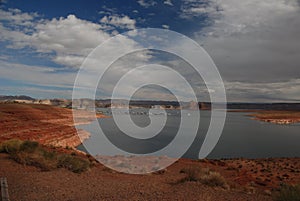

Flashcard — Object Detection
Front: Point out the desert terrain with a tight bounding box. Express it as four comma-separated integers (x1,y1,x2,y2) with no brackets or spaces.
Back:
0,103,299,200
0,103,106,148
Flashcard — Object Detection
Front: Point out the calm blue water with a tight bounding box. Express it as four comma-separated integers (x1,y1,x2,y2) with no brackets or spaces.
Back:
77,109,300,159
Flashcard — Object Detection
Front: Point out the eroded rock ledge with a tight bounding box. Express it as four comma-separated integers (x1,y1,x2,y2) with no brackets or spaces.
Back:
0,103,106,148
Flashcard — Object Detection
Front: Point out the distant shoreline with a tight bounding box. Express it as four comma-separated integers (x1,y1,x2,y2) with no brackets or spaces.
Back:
229,109,300,125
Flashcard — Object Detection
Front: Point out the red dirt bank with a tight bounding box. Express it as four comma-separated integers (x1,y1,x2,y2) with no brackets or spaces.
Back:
0,103,105,148
1,153,274,201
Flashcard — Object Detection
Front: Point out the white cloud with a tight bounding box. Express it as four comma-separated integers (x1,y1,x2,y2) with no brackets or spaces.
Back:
98,5,117,16
100,14,136,30
0,9,139,69
181,0,299,36
188,0,300,101
0,8,38,26
0,23,31,48
27,15,111,65
0,55,10,60
52,55,86,68
137,0,157,8
0,12,138,69
0,11,113,68
164,0,173,6
98,63,196,101
199,0,299,37
180,0,219,19
0,60,76,88
225,79,300,102
1,3,300,101
0,9,153,98
162,24,170,29
175,0,300,102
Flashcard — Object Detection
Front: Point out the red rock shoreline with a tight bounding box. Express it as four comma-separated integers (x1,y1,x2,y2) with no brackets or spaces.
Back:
229,109,300,125
0,103,106,148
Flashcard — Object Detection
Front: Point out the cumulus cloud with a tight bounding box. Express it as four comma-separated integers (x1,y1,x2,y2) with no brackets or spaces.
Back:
186,0,300,101
98,5,117,16
0,60,76,88
100,14,136,30
198,0,299,37
162,24,170,29
164,0,174,6
225,79,300,102
0,9,138,68
137,0,157,8
0,8,38,26
1,2,300,102
0,11,113,68
0,8,154,99
31,15,110,54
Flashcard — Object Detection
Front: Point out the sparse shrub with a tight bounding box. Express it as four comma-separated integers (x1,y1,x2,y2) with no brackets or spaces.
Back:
20,140,39,153
179,166,202,182
274,183,300,201
41,149,57,160
200,171,227,188
11,151,57,171
0,139,90,173
178,166,228,189
0,139,23,153
7,140,57,171
57,154,90,173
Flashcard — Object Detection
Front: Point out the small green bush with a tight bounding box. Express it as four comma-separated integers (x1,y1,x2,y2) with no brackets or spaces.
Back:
57,154,90,173
11,151,57,171
178,166,228,188
41,149,57,160
0,139,90,173
275,184,300,201
20,140,39,153
0,139,23,153
179,166,201,182
200,171,227,187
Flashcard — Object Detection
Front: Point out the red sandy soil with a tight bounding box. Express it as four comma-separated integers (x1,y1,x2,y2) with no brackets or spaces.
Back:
0,103,299,200
0,103,106,148
1,153,274,201
202,158,300,189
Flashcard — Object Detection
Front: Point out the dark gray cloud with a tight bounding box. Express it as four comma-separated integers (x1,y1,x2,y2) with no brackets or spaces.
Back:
190,0,300,101
203,12,300,83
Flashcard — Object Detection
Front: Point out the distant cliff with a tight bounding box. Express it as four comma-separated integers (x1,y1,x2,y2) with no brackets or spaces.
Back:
0,95,35,101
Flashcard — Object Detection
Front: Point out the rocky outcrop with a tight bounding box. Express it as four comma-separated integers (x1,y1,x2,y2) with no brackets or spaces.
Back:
257,118,299,125
47,129,90,148
248,111,300,125
0,103,105,148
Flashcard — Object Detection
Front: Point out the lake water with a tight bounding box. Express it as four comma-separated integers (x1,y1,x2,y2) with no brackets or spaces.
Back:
77,108,300,159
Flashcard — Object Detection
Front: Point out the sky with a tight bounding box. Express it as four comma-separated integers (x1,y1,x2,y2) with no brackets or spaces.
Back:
0,0,300,102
